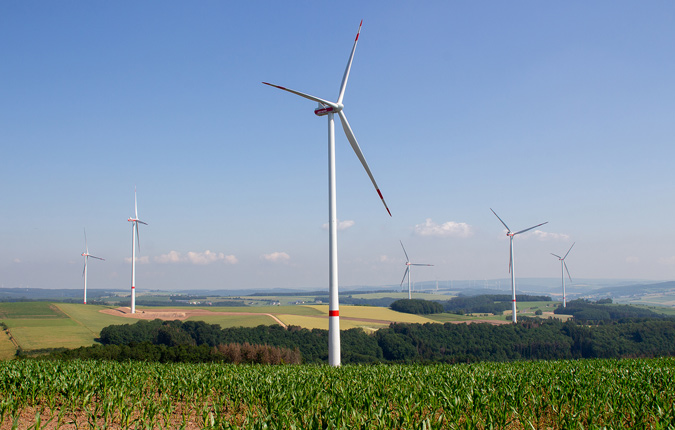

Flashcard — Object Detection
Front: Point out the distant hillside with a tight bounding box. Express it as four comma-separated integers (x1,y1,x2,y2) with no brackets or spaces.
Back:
592,281,675,298
0,288,123,301
2,277,670,303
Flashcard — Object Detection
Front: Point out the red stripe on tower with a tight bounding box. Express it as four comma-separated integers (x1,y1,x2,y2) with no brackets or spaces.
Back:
329,310,339,317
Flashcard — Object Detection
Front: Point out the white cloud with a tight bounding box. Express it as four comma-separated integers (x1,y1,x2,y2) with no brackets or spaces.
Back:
656,256,675,266
155,250,182,264
187,250,238,265
414,218,473,238
154,250,238,265
379,255,392,263
322,220,355,231
124,256,150,264
531,230,570,241
12,258,21,263
222,255,239,264
627,256,641,264
261,252,291,263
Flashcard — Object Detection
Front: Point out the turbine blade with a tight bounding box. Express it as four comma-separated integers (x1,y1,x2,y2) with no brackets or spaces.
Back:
90,255,105,261
513,221,548,236
490,208,511,232
136,220,148,226
400,240,410,263
551,253,562,259
84,228,88,254
134,187,138,220
262,82,338,109
400,267,409,287
82,260,86,277
136,223,141,253
564,261,572,282
410,263,433,266
338,110,391,216
563,242,575,260
337,20,362,105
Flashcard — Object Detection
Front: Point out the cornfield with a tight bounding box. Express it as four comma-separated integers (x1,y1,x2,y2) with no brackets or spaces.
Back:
0,357,673,429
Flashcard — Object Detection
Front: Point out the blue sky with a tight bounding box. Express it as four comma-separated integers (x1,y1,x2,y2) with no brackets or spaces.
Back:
1,2,674,292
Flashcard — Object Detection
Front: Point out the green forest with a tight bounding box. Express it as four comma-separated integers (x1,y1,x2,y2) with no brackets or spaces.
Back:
440,294,551,314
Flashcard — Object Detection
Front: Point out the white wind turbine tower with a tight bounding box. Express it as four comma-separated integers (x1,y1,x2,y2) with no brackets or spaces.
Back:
81,229,104,305
399,241,433,300
490,208,547,323
264,21,391,367
551,242,575,308
128,188,147,314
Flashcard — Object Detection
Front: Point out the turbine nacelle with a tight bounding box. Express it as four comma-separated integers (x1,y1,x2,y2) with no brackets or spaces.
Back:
314,102,343,116
314,106,334,116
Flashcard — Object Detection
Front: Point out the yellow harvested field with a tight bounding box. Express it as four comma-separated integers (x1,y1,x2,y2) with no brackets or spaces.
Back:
206,305,323,316
185,314,279,328
54,303,139,334
276,314,390,331
0,330,16,360
302,305,435,324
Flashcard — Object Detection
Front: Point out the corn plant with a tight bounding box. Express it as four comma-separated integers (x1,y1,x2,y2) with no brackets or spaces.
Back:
0,358,674,429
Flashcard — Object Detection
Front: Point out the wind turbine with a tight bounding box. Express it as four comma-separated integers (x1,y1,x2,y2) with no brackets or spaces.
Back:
81,229,104,305
128,188,147,314
490,208,547,323
399,241,433,300
551,242,574,308
263,21,390,367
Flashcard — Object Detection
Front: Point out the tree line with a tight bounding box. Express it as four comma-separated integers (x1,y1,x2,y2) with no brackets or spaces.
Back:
37,316,675,364
440,294,551,315
390,299,444,314
554,299,662,320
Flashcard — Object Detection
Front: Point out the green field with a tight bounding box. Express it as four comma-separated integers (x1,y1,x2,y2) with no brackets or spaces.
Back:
615,291,675,308
184,314,279,327
426,313,489,323
0,303,114,352
0,302,441,356
617,299,675,315
0,302,67,319
0,299,574,357
0,357,672,429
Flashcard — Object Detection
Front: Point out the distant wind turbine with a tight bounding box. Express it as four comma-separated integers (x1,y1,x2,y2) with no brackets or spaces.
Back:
263,21,390,367
551,242,575,308
490,208,548,323
128,188,147,314
81,229,104,305
399,241,433,300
